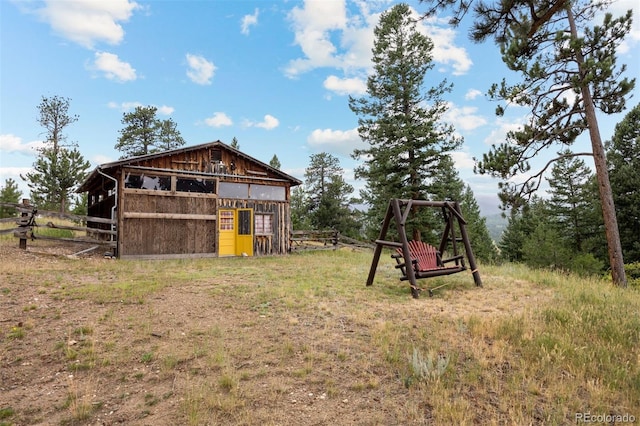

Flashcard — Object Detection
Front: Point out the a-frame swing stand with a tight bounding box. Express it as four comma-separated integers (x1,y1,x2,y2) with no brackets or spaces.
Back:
366,199,482,298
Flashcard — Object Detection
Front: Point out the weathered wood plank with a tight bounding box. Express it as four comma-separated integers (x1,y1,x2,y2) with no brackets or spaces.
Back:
123,212,217,220
45,222,116,236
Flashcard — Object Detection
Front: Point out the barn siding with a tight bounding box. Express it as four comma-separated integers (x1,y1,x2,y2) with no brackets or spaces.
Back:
120,191,218,257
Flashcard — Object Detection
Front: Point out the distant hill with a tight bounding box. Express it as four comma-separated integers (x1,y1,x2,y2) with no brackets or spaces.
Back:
484,213,508,242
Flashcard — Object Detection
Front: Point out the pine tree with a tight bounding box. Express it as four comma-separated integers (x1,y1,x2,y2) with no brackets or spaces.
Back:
156,118,186,151
290,186,311,231
230,137,240,150
499,198,548,262
460,185,499,263
349,3,461,240
0,178,22,218
269,154,281,170
606,103,640,262
21,96,90,213
115,106,185,158
430,156,497,262
303,153,357,235
423,0,634,286
546,150,595,252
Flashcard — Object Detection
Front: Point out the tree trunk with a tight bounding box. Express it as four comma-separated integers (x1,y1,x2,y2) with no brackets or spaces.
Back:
567,8,627,287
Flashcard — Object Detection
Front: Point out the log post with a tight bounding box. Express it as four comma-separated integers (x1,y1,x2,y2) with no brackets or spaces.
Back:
19,199,30,250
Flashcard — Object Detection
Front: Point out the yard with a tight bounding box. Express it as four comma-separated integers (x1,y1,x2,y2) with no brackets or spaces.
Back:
1,240,639,425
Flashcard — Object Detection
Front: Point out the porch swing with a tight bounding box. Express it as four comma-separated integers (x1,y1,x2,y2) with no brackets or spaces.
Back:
365,199,482,298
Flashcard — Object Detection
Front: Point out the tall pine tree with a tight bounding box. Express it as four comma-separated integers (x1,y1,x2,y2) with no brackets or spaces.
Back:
115,106,185,158
422,0,635,285
606,103,640,262
21,96,90,213
303,153,358,236
349,3,461,240
546,150,595,252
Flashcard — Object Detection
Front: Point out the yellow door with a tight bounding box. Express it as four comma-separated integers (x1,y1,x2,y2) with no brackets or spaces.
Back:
218,209,254,257
219,209,236,256
236,209,254,256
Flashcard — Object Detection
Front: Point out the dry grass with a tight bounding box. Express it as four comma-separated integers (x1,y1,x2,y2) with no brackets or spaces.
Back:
1,239,639,425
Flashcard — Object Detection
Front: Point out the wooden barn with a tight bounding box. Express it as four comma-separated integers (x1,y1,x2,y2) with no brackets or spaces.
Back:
77,141,302,259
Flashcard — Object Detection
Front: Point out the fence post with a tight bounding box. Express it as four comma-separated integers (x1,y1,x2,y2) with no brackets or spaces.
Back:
19,199,31,250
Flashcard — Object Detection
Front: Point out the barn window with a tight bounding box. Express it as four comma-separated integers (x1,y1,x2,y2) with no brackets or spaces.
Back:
219,182,249,199
250,185,286,201
124,173,170,191
255,214,273,235
219,210,234,230
176,177,216,193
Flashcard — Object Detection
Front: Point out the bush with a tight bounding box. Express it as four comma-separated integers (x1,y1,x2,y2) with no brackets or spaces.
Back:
570,252,605,277
625,262,640,288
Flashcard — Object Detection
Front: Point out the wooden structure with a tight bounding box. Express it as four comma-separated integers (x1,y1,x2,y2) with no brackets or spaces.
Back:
366,199,482,298
2,200,117,256
77,141,301,259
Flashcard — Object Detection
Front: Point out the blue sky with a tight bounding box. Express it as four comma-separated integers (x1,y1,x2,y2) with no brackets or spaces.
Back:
1,0,639,215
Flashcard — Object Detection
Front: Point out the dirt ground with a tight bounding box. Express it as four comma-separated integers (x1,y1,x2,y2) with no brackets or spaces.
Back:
0,242,553,426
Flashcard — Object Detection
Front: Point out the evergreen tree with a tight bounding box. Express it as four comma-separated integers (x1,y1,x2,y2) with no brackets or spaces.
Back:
422,0,635,286
546,150,595,252
71,192,88,217
430,156,497,262
499,197,548,262
460,185,499,263
522,221,572,270
269,154,281,170
0,178,22,218
290,186,311,231
21,96,90,213
156,118,186,151
303,153,357,236
606,103,640,263
115,106,185,158
349,3,461,240
230,137,240,150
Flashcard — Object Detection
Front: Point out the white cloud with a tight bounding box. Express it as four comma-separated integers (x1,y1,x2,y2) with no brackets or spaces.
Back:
285,2,472,78
419,16,473,75
245,114,280,130
92,154,114,165
323,75,367,95
465,89,483,100
35,0,140,49
204,112,233,127
443,104,488,132
0,134,44,155
450,150,475,170
241,8,259,35
107,101,142,111
285,0,348,77
483,119,524,146
307,127,365,157
156,105,174,115
107,102,174,115
92,51,136,82
186,54,216,85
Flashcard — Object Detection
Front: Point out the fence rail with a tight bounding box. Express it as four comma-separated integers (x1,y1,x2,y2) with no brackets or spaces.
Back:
289,229,374,251
1,201,116,252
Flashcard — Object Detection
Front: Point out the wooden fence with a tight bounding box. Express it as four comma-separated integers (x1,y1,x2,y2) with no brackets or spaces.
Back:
0,200,116,255
289,229,374,252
